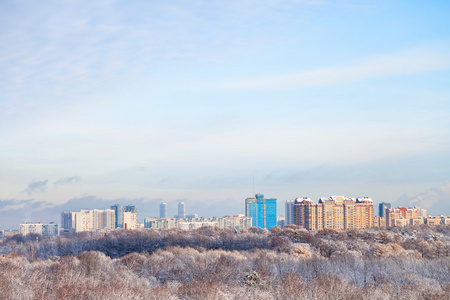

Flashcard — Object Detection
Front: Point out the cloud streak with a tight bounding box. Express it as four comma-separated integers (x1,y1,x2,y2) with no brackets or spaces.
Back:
408,183,450,213
24,180,48,195
218,47,450,91
54,176,82,187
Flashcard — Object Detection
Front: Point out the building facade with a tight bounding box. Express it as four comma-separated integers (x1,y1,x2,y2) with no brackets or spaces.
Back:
110,204,137,228
285,199,295,226
218,215,253,230
245,194,277,229
110,204,124,228
386,207,419,227
61,211,75,230
177,202,186,218
123,211,137,229
425,217,442,226
144,215,252,230
63,209,116,232
293,196,374,230
378,202,391,218
20,222,59,236
160,203,167,218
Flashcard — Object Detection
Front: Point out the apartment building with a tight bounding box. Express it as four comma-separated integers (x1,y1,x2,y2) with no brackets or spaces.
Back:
19,222,59,236
386,207,419,227
144,215,252,231
62,209,116,232
292,196,374,230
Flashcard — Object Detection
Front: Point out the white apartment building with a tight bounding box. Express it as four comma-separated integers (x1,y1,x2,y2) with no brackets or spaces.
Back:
218,215,253,230
145,215,252,231
123,211,137,229
64,209,116,232
20,222,59,236
178,220,218,230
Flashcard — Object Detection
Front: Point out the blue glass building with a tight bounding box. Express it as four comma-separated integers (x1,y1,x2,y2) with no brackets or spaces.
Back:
111,204,138,228
245,194,277,229
111,204,123,228
378,202,391,218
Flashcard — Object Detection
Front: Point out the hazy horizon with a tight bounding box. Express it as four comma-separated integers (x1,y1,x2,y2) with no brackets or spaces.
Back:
1,0,450,229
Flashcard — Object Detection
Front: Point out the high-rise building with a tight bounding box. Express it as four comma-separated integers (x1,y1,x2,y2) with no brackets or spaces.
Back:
61,211,75,230
245,194,277,229
110,205,137,228
111,204,124,228
178,202,186,218
124,205,137,214
285,199,295,226
293,196,374,230
160,203,167,218
123,211,137,229
64,209,116,232
378,202,391,218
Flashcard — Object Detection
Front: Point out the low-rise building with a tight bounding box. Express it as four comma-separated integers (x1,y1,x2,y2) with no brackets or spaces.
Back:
218,215,252,230
386,207,419,227
144,215,252,230
410,218,424,226
394,218,409,227
0,230,20,237
441,217,450,225
277,216,285,228
373,216,386,227
19,222,59,236
426,217,442,226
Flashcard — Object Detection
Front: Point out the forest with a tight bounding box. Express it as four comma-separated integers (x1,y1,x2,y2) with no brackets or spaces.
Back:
0,225,449,299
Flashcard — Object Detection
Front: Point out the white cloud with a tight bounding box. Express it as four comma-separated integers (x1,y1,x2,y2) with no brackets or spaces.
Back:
216,46,450,91
396,183,450,215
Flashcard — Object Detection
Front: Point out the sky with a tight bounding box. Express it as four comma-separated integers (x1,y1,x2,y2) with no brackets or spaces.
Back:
1,0,450,229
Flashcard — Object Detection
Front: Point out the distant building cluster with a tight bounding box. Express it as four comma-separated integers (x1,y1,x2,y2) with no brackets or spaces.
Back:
61,205,137,233
285,197,450,230
4,193,450,237
377,205,432,227
144,215,252,231
285,196,373,230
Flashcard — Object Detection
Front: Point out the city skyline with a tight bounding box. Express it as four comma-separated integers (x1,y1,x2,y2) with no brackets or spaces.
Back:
0,194,434,230
1,1,450,229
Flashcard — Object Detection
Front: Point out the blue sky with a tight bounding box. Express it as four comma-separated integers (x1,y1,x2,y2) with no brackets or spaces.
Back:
1,0,450,228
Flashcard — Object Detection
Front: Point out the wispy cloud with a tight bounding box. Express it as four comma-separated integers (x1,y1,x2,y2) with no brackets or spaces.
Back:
395,183,450,215
217,47,450,91
0,199,33,212
24,180,48,195
54,176,82,187
408,183,450,212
